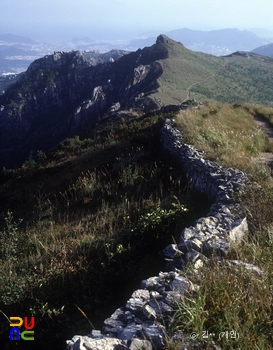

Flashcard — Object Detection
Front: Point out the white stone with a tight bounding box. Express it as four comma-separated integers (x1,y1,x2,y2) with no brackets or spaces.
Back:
229,217,248,243
129,338,152,350
66,336,123,350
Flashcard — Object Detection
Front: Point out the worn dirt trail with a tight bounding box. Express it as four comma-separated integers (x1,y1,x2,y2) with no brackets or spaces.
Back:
253,118,273,170
182,62,230,102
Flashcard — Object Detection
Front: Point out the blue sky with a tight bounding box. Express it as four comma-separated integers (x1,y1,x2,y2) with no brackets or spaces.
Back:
1,0,273,41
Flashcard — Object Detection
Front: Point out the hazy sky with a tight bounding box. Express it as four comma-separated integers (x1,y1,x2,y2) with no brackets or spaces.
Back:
1,0,273,41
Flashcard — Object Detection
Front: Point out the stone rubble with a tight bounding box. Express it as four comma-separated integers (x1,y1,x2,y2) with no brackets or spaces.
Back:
67,271,197,350
66,118,262,350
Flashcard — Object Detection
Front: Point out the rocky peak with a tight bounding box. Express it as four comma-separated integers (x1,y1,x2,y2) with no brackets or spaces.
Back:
0,39,167,168
27,50,87,74
156,34,171,45
155,34,185,49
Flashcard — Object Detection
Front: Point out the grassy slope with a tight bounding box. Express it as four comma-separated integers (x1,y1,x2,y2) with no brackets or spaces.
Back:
151,40,224,104
175,100,273,168
146,38,273,107
169,101,273,349
191,54,273,106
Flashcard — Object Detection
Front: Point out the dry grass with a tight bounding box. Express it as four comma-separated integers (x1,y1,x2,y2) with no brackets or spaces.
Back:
175,101,269,169
169,101,273,349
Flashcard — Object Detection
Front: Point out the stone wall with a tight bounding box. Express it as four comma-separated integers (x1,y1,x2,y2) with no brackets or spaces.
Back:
66,119,253,350
160,119,249,271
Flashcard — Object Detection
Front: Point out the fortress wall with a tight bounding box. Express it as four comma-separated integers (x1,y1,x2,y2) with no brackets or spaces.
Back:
66,119,251,350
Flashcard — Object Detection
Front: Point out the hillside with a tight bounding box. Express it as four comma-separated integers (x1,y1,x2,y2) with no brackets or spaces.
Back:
1,100,273,350
1,34,273,169
252,42,273,58
190,52,273,106
0,110,209,350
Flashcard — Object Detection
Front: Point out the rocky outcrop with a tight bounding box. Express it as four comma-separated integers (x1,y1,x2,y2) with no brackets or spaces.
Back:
0,40,166,168
66,119,255,350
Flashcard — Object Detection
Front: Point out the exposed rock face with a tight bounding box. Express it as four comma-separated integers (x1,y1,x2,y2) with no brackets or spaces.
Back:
0,39,167,168
66,119,258,350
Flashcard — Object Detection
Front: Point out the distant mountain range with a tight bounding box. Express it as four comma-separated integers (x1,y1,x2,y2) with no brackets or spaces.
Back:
0,28,272,76
0,33,37,45
0,34,52,75
131,28,269,55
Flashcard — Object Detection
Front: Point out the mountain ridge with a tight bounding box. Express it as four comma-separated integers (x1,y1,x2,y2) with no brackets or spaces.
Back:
0,36,168,168
0,35,273,350
1,34,273,169
129,28,269,55
1,28,271,76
